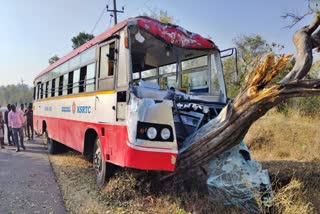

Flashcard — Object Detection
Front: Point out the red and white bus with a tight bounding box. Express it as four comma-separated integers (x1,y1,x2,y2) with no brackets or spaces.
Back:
33,16,228,186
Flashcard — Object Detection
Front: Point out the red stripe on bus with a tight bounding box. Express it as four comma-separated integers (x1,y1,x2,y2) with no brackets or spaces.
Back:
34,115,176,171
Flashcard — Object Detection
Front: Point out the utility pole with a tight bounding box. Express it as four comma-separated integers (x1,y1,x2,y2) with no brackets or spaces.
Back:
106,0,124,25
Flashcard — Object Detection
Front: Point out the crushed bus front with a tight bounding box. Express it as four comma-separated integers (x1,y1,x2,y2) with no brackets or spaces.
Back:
124,17,227,171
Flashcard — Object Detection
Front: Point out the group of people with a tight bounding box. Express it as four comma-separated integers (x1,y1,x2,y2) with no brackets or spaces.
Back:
0,103,34,152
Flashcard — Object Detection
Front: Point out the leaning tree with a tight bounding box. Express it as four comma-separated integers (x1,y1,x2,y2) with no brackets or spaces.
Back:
168,14,320,178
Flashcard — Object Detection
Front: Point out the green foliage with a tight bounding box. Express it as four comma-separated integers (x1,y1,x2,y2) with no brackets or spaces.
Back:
222,57,241,97
307,60,320,79
222,34,283,98
0,83,33,106
234,34,283,77
276,96,320,117
276,59,320,117
142,9,175,24
71,32,94,49
48,55,60,65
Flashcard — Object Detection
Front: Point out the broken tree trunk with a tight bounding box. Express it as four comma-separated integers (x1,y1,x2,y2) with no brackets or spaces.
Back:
171,15,320,178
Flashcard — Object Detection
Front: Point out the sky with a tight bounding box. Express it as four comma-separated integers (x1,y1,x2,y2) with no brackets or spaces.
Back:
0,0,314,86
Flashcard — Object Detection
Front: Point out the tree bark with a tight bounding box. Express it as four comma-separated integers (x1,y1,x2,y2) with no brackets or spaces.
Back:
168,15,320,179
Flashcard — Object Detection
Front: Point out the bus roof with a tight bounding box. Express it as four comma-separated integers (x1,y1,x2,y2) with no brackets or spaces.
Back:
35,16,217,81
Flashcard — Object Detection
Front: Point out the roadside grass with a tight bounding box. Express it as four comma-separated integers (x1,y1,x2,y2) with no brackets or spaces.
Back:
245,110,320,213
50,153,242,213
245,110,320,161
49,110,320,213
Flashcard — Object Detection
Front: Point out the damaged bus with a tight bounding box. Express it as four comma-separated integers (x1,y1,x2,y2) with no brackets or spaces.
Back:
33,17,229,187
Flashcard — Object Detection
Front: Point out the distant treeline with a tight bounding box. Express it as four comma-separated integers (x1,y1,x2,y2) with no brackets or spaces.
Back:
0,84,33,107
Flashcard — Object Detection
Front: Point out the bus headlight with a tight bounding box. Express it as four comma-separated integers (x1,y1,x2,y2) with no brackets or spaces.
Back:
146,127,157,140
161,128,171,140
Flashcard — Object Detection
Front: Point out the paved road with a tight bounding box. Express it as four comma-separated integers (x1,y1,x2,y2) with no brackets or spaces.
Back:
0,137,66,214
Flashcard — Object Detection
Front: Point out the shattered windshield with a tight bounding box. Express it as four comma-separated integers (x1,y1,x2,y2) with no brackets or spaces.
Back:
130,27,224,96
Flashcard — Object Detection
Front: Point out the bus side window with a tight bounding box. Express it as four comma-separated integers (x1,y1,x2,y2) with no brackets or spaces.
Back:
86,63,95,92
37,84,40,99
55,77,59,97
63,73,68,95
59,76,63,96
79,66,87,93
33,87,36,100
40,83,44,99
73,69,80,94
51,79,55,97
45,81,49,98
68,71,74,94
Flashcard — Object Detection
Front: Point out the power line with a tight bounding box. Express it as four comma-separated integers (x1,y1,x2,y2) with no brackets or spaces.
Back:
90,6,107,34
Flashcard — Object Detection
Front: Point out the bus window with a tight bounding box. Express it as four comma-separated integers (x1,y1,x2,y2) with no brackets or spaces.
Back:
80,46,95,64
37,84,40,99
181,56,207,70
182,70,209,93
73,69,80,94
79,66,87,93
40,84,44,99
45,81,49,98
55,77,59,97
133,72,140,80
63,73,68,95
159,64,176,75
86,63,95,92
159,64,177,89
117,32,128,88
59,76,63,96
159,76,177,89
51,79,55,97
47,81,52,98
108,42,115,76
68,71,74,94
33,87,36,100
98,41,115,90
99,42,115,78
141,68,156,79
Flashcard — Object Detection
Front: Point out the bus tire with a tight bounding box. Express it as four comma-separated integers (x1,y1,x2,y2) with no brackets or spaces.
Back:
45,131,58,154
93,137,107,188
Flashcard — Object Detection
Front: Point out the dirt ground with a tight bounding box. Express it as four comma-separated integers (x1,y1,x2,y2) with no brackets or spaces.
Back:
48,150,320,214
48,113,320,213
0,138,66,214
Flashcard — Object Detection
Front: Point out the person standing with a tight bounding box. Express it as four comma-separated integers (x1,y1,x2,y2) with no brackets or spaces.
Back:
25,104,34,140
20,103,27,137
0,113,5,149
8,104,25,152
4,104,13,145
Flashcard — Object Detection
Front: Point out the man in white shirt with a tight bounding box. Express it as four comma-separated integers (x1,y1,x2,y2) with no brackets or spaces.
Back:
8,104,25,152
20,103,27,137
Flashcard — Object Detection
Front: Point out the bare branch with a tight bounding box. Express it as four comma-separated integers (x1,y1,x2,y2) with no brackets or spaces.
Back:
282,0,319,29
280,16,320,83
282,11,313,29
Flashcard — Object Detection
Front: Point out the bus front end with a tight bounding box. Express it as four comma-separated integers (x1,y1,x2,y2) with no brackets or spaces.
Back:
124,17,227,172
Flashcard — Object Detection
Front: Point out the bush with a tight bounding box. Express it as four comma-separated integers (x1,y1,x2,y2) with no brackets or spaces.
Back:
276,96,320,117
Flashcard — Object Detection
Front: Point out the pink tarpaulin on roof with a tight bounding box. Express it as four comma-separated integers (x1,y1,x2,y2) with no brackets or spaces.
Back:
131,16,218,50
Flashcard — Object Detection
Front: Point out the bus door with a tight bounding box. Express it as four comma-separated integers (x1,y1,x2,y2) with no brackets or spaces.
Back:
115,31,129,121
96,40,118,155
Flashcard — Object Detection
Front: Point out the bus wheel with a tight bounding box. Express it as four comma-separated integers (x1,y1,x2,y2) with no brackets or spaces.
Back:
45,131,58,154
93,138,107,188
